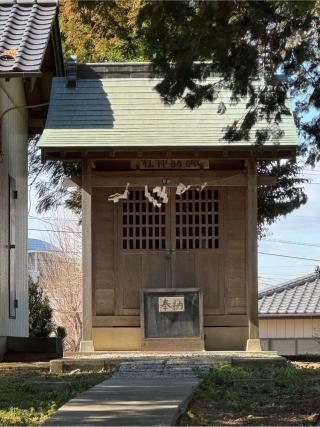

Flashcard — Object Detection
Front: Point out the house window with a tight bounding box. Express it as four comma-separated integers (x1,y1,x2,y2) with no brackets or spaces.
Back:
8,176,17,319
175,188,219,250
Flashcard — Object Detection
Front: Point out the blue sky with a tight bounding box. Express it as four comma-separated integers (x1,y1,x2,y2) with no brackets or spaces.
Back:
259,170,320,289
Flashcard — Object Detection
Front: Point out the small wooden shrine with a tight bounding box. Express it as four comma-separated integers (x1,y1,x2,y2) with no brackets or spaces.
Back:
38,62,298,352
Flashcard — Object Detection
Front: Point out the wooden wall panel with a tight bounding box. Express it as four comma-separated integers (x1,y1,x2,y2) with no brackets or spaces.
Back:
95,289,115,315
141,255,168,289
122,255,142,310
196,253,224,314
92,188,116,316
223,187,247,314
174,253,195,288
118,253,169,314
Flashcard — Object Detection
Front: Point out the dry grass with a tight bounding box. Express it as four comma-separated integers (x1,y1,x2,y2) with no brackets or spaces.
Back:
0,367,114,426
179,362,320,426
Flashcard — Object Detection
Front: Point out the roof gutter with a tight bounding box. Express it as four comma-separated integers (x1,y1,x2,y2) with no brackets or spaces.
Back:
51,14,65,77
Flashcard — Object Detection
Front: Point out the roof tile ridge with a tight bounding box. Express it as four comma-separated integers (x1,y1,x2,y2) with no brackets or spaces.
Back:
258,272,318,299
12,1,36,70
258,294,269,313
313,276,320,312
294,281,309,313
0,1,18,51
13,0,57,71
267,290,282,314
279,286,295,314
306,279,319,312
15,1,58,5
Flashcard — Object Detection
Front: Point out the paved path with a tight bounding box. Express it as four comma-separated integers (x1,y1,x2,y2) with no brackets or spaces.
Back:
45,361,207,426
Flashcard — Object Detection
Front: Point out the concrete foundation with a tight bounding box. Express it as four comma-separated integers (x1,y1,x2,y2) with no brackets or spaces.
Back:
246,338,262,352
0,337,7,361
80,340,95,352
91,326,248,352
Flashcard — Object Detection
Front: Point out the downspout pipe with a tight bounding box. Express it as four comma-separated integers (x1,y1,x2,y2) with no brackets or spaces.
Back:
0,102,49,163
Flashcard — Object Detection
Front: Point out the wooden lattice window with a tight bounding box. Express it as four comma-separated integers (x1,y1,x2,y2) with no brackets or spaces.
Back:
122,190,167,250
122,188,219,251
175,188,219,250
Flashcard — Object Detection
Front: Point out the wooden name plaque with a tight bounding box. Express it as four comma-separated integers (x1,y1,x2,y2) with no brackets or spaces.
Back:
131,159,209,170
141,288,204,351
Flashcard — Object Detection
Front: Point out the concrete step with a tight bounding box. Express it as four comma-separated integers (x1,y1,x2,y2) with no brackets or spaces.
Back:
50,352,285,374
115,360,211,378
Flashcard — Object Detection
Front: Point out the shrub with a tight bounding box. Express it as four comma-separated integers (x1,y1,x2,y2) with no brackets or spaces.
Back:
28,278,54,337
56,326,67,340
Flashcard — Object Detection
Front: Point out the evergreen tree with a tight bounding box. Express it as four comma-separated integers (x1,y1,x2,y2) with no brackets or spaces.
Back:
30,0,315,236
28,278,54,338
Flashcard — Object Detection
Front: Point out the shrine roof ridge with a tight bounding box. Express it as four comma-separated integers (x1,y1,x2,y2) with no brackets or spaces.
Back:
77,62,224,80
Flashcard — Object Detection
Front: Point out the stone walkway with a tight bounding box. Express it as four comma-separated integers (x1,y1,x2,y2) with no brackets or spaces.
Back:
45,360,208,426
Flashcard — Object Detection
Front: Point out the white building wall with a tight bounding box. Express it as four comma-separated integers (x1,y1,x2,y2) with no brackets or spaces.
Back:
260,318,320,338
0,78,28,340
260,318,320,355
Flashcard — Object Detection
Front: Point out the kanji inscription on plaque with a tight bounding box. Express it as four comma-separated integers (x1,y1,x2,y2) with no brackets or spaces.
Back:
131,159,209,170
158,296,185,312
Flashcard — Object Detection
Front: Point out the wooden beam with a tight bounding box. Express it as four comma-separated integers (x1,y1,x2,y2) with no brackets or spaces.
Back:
43,147,296,161
93,316,140,327
80,160,94,352
93,170,243,177
66,171,276,188
204,314,248,327
92,314,248,327
246,159,262,351
91,171,248,188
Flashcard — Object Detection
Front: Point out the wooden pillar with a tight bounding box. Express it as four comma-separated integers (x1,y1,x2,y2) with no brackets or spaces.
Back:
246,159,262,352
80,160,95,352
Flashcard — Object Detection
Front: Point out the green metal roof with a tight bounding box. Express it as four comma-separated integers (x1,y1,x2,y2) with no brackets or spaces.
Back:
38,77,299,149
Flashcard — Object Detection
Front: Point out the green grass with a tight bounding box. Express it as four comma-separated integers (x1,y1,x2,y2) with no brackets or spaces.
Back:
179,363,320,426
0,368,114,426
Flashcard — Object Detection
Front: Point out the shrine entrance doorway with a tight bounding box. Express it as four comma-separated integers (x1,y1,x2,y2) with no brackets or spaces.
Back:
116,187,224,317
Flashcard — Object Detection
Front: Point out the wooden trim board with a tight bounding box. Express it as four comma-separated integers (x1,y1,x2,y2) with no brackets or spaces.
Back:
93,314,248,327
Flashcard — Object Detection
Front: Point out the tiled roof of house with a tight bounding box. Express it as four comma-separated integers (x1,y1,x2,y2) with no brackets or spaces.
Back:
258,272,320,317
0,0,58,74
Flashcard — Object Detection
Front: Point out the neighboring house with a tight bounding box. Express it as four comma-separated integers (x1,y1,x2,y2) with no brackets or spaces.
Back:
259,271,320,355
0,0,63,360
28,238,55,282
38,62,299,352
